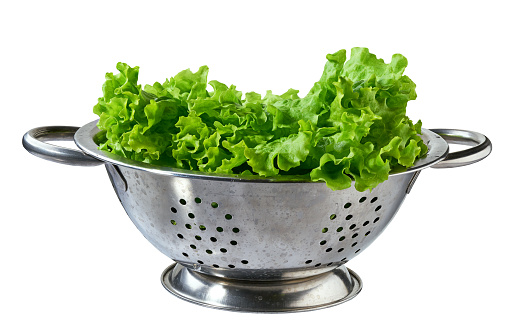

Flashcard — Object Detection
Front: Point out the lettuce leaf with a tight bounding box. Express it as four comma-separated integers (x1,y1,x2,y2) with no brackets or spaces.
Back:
93,48,427,191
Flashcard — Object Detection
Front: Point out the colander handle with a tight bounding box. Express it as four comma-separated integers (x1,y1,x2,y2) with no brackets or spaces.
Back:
22,126,104,166
430,129,491,168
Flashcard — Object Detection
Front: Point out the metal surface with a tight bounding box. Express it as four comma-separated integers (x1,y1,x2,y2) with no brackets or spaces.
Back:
161,262,362,313
22,126,103,166
105,162,415,280
21,121,492,312
430,129,491,168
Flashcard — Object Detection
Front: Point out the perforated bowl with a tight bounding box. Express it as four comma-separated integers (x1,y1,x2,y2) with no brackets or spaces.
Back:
22,120,491,312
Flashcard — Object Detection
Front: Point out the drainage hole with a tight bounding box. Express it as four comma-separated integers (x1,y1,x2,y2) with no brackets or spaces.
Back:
363,221,369,226
365,231,371,236
359,197,367,203
170,220,177,225
341,257,348,262
374,217,380,223
188,213,195,219
195,235,202,240
177,234,184,239
338,248,344,252
190,244,196,249
185,224,192,229
171,207,177,213
220,248,227,253
195,197,202,204
375,205,382,211
339,236,345,241
320,240,327,245
206,250,213,254
216,227,223,232
228,264,235,268
349,224,356,230
322,227,328,233
197,260,204,265
336,227,343,232
351,242,358,247
352,233,358,238
199,225,206,231
211,202,219,208
230,240,237,245
346,214,353,220
305,260,313,264
225,214,233,220
182,252,188,257
326,248,332,252
241,260,248,264
179,199,187,205
355,249,361,253
232,227,240,233
327,262,333,266
212,264,219,268
330,214,336,220
315,263,322,267
210,237,217,242
371,197,378,203
344,202,352,209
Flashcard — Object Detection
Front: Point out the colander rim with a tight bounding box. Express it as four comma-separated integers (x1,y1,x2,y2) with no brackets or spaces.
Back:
74,120,449,183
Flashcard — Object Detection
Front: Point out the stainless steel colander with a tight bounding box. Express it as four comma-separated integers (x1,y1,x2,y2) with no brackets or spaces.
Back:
22,120,491,312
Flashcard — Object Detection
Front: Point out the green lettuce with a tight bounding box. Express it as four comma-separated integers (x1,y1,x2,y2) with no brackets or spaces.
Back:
93,47,427,191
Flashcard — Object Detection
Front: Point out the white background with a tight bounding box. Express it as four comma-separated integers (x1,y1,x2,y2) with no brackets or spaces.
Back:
2,1,517,331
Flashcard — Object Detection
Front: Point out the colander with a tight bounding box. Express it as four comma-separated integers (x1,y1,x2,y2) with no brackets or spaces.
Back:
22,120,491,313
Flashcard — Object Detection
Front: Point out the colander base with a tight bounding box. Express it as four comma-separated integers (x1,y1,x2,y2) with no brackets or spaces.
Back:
161,262,362,313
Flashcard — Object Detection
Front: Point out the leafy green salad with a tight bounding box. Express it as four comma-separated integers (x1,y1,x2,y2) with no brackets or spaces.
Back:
93,47,427,191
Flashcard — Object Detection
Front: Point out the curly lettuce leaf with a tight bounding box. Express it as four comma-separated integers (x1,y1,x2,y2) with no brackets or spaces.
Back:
93,48,428,191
